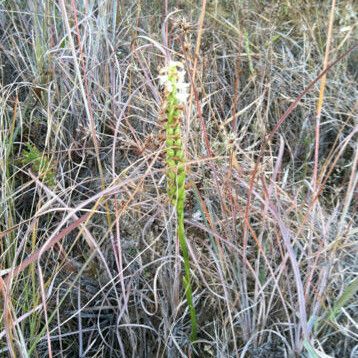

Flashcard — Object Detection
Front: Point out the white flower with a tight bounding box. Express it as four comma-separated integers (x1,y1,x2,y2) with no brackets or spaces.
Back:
177,82,190,91
177,91,189,104
177,82,190,103
158,73,174,93
177,68,186,83
158,74,167,86
168,61,184,69
166,81,174,93
159,60,189,102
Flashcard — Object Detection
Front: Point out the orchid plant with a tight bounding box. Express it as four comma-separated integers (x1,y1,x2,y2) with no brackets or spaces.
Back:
159,61,197,341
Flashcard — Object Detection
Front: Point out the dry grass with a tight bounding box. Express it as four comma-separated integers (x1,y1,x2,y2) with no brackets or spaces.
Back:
0,0,357,357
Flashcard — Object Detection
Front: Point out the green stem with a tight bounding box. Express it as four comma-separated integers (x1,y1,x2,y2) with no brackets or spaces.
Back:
178,207,198,341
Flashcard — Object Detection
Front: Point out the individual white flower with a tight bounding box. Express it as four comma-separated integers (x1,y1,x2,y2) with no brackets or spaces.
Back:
166,81,174,93
168,60,184,69
177,91,189,104
158,73,168,86
177,81,189,91
159,73,174,93
177,82,190,103
177,68,186,84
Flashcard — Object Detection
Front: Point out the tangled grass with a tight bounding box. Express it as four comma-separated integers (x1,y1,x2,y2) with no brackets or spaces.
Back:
0,0,357,357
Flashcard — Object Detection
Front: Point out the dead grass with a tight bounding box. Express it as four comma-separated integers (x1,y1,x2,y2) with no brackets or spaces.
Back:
0,0,357,357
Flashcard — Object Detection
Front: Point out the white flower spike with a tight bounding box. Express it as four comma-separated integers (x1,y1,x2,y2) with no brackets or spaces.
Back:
159,61,189,103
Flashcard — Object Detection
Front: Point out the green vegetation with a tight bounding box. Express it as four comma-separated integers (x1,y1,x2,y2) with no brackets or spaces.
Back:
19,144,56,187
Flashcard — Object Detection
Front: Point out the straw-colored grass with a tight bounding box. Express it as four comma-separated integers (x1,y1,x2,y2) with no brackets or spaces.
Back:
0,0,357,356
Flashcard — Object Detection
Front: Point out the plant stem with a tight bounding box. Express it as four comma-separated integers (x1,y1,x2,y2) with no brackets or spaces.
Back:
163,62,197,341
